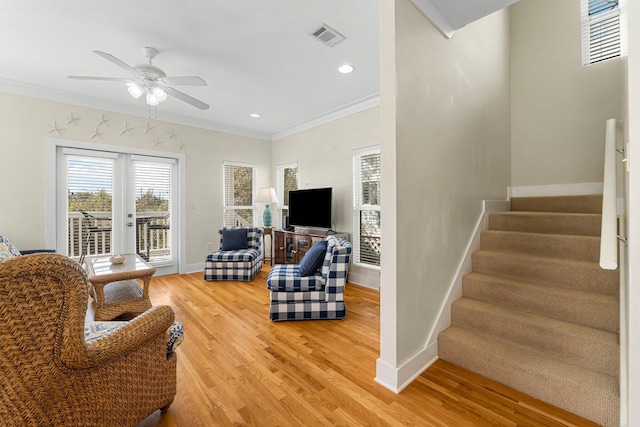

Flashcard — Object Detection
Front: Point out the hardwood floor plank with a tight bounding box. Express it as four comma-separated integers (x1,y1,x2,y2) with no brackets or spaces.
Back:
136,267,601,426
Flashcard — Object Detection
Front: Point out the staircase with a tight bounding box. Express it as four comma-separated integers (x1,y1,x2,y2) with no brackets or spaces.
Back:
438,195,620,427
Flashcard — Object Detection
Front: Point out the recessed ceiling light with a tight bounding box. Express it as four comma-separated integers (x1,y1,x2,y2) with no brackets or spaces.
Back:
250,113,261,118
338,64,355,74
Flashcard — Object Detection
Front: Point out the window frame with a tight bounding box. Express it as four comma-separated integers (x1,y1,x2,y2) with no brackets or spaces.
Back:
222,161,257,228
581,0,627,67
276,162,299,229
352,145,381,270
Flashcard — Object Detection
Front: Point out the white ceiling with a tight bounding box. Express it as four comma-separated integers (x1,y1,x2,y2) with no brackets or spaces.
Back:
0,1,380,140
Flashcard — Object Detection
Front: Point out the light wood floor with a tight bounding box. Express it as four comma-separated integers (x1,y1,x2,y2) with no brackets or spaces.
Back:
137,266,598,427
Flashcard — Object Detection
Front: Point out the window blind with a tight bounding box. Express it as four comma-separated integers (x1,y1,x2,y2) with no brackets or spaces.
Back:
223,162,255,227
67,156,113,257
581,0,625,66
353,147,381,267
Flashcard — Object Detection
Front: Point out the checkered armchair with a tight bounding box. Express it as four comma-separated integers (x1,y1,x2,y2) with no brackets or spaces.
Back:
267,236,351,321
204,227,263,281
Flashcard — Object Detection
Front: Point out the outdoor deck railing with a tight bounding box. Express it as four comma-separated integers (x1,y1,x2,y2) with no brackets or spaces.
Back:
68,211,170,261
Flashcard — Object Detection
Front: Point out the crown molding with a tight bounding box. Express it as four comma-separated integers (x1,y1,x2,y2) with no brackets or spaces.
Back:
0,78,380,142
271,93,380,141
0,78,273,141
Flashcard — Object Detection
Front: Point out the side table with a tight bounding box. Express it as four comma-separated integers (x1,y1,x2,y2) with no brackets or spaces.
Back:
85,254,156,321
263,227,273,266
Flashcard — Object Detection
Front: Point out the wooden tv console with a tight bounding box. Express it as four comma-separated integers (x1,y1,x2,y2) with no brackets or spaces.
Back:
272,229,350,265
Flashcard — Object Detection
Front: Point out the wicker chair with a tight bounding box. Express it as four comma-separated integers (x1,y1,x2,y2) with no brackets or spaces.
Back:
0,253,177,426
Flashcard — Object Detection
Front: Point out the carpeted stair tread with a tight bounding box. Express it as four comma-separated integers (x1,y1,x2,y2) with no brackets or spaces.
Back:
488,211,601,236
511,195,603,214
480,230,600,262
463,272,619,333
438,326,619,427
472,250,619,296
451,298,619,377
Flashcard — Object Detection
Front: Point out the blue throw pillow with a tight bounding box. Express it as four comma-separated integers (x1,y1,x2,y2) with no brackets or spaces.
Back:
221,229,248,251
299,240,328,276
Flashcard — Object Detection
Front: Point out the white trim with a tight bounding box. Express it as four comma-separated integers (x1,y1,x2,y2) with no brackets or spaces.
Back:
347,270,379,290
0,79,272,141
272,94,380,141
408,0,461,38
375,352,439,393
1,80,378,142
44,137,186,274
425,200,510,352
510,182,604,198
186,263,205,274
374,198,510,393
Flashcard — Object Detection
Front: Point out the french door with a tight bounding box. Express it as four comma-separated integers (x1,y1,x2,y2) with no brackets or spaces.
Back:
56,147,178,276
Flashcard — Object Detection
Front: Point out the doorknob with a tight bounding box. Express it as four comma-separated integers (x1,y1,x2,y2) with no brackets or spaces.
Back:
127,222,133,227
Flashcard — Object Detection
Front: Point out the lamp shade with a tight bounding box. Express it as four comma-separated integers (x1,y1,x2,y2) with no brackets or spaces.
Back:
255,187,279,204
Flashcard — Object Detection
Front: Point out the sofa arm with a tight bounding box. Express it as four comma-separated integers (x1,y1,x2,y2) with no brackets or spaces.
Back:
20,249,56,255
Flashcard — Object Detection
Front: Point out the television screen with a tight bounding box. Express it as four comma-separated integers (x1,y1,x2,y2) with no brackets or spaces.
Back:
288,188,332,229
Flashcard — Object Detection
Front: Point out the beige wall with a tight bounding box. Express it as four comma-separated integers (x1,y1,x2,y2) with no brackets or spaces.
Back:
391,0,511,366
510,0,624,187
0,92,271,268
272,107,381,288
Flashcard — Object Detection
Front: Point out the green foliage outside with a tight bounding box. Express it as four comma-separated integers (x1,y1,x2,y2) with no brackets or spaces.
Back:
69,189,168,213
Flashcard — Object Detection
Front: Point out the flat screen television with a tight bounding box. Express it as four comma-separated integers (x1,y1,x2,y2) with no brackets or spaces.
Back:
288,187,332,229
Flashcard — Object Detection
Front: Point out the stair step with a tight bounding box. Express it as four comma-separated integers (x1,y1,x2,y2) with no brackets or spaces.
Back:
488,211,601,236
451,298,619,377
480,230,600,262
438,327,619,427
472,250,619,296
511,195,603,214
463,272,619,333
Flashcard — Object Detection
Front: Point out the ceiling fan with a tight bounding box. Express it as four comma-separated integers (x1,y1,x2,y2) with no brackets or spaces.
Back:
68,46,209,110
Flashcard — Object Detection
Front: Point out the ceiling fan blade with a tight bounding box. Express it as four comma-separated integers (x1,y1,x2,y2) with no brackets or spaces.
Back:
93,50,142,77
161,76,207,86
68,76,133,82
164,87,209,110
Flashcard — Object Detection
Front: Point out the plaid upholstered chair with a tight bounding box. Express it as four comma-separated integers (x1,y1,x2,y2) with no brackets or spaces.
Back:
204,227,264,281
0,253,181,426
267,236,351,321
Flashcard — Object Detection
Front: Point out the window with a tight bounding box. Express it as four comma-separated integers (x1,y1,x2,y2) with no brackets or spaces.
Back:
67,154,114,258
276,162,298,228
353,146,381,268
223,162,256,228
581,0,626,67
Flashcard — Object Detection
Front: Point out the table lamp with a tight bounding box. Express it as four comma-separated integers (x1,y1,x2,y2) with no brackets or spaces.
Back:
256,187,279,227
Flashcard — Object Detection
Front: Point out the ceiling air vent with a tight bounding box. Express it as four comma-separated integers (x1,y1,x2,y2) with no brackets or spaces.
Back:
310,23,346,47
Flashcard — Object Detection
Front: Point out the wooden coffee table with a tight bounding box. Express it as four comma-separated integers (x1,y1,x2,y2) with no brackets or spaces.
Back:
85,253,156,321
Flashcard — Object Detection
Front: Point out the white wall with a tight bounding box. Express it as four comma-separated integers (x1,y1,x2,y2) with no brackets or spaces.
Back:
0,92,271,269
377,0,511,389
272,107,381,288
510,0,624,188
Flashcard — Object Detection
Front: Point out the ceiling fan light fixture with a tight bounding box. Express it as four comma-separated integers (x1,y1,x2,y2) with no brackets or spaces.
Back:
127,82,144,99
152,86,168,102
146,92,160,106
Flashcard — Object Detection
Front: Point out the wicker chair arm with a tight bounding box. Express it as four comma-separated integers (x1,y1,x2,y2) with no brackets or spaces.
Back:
66,305,175,369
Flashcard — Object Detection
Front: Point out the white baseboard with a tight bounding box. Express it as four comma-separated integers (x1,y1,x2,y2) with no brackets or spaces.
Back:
374,198,510,393
185,262,205,274
375,351,439,393
424,200,510,352
348,271,380,290
510,182,603,198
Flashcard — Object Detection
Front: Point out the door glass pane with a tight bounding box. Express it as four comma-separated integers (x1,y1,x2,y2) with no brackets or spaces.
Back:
134,161,171,263
67,156,113,260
